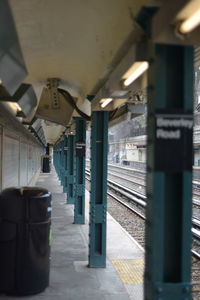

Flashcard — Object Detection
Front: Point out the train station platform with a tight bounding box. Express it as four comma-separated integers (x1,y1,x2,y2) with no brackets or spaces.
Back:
1,169,144,300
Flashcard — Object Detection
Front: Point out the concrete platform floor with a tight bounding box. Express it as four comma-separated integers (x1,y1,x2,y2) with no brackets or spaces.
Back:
0,169,144,300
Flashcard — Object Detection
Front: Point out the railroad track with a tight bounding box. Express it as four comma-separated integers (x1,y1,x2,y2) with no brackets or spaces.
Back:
86,169,200,257
108,164,200,221
85,168,200,299
108,170,145,186
108,163,146,179
107,163,200,206
109,163,200,194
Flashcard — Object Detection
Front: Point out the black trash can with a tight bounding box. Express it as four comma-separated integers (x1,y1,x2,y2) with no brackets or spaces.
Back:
0,187,51,296
42,155,51,173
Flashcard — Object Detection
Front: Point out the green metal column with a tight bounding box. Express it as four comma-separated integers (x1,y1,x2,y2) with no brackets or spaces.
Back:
55,144,59,173
145,45,194,299
63,136,68,193
57,141,61,181
53,145,56,170
74,117,86,224
55,144,59,174
61,139,65,186
89,111,108,268
67,134,75,204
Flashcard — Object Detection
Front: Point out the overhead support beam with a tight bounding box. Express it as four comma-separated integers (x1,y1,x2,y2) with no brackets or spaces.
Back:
31,119,47,146
91,41,148,112
74,117,86,224
0,103,43,147
0,0,27,97
90,14,152,118
145,43,193,299
90,24,145,107
89,111,108,268
91,1,200,115
152,0,200,45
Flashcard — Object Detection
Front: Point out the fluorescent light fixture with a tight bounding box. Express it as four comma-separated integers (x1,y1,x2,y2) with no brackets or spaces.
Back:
0,1,27,97
100,98,113,108
179,10,200,34
178,1,200,34
14,103,22,111
0,84,37,118
122,61,149,87
7,102,22,112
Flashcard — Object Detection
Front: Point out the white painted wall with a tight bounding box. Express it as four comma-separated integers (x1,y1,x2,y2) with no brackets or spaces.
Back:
3,135,20,188
0,128,43,191
20,142,28,186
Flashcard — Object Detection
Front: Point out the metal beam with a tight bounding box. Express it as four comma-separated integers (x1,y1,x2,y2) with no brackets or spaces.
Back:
152,0,200,45
66,135,75,204
74,117,86,224
63,136,68,193
58,141,62,182
0,0,27,97
145,44,193,300
89,111,108,268
60,139,65,187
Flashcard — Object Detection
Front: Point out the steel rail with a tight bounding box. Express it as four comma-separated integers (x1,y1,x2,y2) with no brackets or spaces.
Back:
193,218,200,228
86,169,200,259
193,198,200,206
192,228,200,239
108,170,145,186
86,169,146,201
192,250,200,260
107,190,146,220
108,163,146,174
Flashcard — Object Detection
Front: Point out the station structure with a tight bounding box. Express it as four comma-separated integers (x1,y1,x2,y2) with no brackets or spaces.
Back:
0,1,200,299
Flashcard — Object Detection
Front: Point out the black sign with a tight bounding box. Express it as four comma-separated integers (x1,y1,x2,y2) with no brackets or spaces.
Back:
64,146,68,155
155,112,193,172
75,142,86,157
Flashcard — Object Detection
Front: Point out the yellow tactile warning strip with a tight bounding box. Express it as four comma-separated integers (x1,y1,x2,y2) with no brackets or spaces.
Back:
112,259,144,284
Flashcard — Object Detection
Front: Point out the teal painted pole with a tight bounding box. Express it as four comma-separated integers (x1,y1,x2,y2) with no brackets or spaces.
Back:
89,111,108,268
54,145,57,171
145,45,193,300
53,148,55,170
54,144,58,174
74,117,86,224
55,144,59,174
61,139,65,186
56,143,60,176
63,136,68,193
57,141,61,180
53,144,57,172
67,135,75,204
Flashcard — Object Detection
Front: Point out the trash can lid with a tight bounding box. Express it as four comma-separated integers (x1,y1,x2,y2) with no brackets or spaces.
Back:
0,187,51,222
1,187,50,198
19,187,50,198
